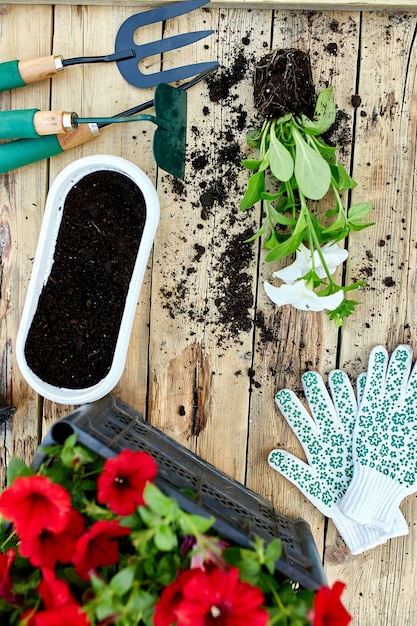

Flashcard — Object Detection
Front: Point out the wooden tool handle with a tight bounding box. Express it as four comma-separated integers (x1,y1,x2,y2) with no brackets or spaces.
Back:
18,55,63,84
57,123,100,151
33,111,77,135
0,124,100,174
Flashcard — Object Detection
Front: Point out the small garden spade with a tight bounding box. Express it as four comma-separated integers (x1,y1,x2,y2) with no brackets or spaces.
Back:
0,82,187,178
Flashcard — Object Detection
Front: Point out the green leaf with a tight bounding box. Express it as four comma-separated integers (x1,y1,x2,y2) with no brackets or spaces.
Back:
336,163,358,191
143,483,178,518
348,221,375,232
263,228,281,250
236,558,261,581
264,539,282,573
276,112,293,125
322,212,347,234
348,202,373,221
6,455,33,484
239,170,265,210
110,566,136,597
179,512,214,535
312,137,338,164
130,588,157,623
324,226,350,244
292,128,331,200
269,126,294,182
327,298,362,326
246,128,262,147
260,191,282,201
241,158,262,170
154,524,178,551
309,86,337,134
269,208,296,227
264,230,304,262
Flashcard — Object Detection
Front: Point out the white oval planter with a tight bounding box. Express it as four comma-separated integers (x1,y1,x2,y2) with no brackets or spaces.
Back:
17,155,159,404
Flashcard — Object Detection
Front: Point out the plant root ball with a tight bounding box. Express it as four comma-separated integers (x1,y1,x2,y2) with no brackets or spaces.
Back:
254,48,316,119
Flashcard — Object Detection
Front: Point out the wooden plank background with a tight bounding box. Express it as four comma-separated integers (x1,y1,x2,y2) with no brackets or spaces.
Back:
1,3,417,625
5,0,417,11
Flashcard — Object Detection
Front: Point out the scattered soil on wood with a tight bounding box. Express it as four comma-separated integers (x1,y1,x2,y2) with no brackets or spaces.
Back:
24,171,146,389
159,40,351,349
159,44,257,348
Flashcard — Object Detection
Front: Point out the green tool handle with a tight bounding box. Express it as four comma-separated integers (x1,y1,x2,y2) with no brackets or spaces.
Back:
0,124,99,174
0,109,41,139
0,56,63,92
0,110,77,139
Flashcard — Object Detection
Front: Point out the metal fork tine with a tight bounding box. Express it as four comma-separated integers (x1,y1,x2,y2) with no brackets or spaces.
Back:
115,0,217,88
132,31,214,58
120,61,219,89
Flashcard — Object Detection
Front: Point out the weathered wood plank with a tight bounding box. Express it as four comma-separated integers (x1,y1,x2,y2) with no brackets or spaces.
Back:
329,11,417,626
42,4,159,431
5,0,417,12
147,7,268,482
0,5,53,482
244,7,361,561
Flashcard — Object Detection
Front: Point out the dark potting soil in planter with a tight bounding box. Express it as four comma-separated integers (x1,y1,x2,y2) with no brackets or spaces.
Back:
254,49,316,118
24,170,146,389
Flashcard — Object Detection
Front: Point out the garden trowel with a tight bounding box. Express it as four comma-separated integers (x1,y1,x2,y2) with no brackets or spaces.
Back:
0,81,190,178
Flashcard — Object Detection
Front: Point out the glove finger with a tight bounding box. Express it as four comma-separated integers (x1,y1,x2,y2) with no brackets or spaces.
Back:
357,345,389,427
327,369,357,437
382,345,413,409
403,353,417,412
268,449,331,517
301,371,339,431
356,372,366,406
301,372,353,475
275,388,319,463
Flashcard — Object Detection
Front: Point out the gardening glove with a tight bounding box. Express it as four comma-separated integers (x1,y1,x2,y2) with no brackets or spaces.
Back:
339,344,417,532
268,369,408,555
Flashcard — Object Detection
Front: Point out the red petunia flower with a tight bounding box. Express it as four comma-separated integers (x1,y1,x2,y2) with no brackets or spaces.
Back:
0,475,71,538
20,509,85,569
0,549,17,604
32,603,90,626
311,582,352,626
72,519,130,580
154,566,269,626
154,570,196,626
38,568,75,609
97,449,158,516
23,569,90,626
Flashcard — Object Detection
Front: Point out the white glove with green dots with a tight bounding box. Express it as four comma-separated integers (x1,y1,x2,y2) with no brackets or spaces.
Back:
340,344,417,532
268,368,408,554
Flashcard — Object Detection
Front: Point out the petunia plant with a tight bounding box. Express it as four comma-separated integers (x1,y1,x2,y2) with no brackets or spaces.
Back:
0,435,351,626
240,86,373,326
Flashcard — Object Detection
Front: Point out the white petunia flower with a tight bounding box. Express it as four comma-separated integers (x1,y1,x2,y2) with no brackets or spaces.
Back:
264,280,344,312
273,242,348,284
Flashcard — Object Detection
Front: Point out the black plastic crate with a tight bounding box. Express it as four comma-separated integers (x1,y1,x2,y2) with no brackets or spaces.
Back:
34,394,326,591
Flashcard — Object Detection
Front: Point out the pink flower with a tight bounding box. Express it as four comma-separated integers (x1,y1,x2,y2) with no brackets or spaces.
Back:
0,475,71,537
97,449,158,516
181,535,229,571
72,520,130,580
